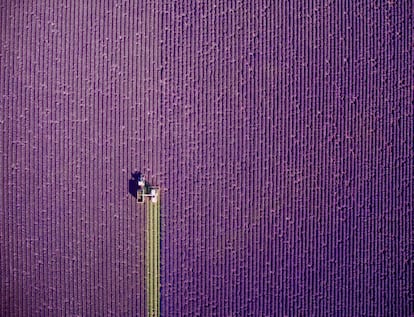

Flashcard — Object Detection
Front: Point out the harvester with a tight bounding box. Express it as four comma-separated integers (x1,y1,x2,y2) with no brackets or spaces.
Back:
136,174,158,204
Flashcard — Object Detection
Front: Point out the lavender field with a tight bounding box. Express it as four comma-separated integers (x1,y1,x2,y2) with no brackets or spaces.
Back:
1,1,413,316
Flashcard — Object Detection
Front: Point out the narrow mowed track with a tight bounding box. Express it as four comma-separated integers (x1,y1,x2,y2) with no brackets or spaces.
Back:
146,190,160,317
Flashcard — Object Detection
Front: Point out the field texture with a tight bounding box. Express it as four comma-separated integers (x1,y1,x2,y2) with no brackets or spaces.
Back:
1,1,413,316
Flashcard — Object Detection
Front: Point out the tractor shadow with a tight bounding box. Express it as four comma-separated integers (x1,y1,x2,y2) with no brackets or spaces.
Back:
128,171,142,198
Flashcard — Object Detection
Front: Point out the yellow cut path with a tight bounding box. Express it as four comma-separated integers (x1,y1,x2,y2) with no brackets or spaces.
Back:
146,189,160,317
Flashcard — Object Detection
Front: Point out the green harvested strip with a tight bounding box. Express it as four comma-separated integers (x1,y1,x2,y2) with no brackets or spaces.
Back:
146,190,160,317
